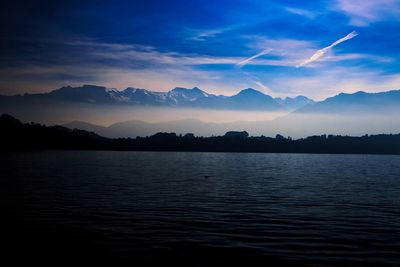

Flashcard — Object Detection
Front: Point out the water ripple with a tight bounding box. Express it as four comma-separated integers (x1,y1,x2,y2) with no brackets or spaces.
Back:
1,151,400,266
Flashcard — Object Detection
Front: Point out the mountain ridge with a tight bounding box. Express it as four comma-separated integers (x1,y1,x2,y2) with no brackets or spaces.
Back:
296,89,400,114
1,84,313,111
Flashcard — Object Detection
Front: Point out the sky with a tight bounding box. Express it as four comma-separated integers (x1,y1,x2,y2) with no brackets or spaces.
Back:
1,0,399,99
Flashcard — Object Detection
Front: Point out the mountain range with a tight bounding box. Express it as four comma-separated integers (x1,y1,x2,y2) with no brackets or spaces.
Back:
0,84,313,111
5,84,400,114
2,84,400,137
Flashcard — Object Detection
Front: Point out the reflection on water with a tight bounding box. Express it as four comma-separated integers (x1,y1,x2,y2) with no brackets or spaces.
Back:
1,151,400,266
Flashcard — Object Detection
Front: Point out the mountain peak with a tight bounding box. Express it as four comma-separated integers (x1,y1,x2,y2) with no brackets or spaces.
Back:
168,87,209,101
237,88,265,95
234,88,272,100
354,91,367,94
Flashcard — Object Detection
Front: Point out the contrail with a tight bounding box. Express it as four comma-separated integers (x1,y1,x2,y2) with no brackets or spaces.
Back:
296,31,358,67
253,80,272,93
242,72,274,95
236,48,272,68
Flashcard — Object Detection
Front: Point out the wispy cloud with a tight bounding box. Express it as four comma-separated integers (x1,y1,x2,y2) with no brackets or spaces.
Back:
285,7,318,19
296,31,358,68
60,40,241,66
235,49,272,68
187,25,238,41
334,0,400,26
189,29,226,41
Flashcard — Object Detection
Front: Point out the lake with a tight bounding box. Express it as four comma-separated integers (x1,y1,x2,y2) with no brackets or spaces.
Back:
1,151,399,266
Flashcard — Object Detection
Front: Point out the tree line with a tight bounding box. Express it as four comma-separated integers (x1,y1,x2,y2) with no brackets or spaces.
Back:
1,114,400,154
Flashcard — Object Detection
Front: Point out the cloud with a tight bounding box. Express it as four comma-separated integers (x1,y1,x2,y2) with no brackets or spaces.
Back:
334,0,400,26
296,31,358,67
59,40,242,66
189,29,227,41
285,7,318,19
235,49,272,68
186,25,239,41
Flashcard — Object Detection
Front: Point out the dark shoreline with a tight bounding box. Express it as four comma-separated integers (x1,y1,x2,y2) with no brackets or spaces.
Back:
2,114,400,155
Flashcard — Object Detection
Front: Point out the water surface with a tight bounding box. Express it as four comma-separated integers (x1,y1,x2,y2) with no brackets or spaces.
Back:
1,151,399,266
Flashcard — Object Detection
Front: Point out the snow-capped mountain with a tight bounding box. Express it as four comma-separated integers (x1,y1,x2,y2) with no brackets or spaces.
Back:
1,84,314,111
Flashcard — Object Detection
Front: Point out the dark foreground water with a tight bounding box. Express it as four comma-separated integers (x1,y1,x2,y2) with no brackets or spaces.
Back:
1,151,400,266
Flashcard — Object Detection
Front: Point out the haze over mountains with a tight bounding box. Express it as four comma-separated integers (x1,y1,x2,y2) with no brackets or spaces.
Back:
1,85,400,138
3,113,400,155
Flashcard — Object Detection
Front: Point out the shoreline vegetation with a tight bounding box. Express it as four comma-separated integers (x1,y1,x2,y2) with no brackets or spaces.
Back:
1,114,400,154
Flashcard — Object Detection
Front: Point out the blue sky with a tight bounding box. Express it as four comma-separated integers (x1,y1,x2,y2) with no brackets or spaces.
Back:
1,0,399,99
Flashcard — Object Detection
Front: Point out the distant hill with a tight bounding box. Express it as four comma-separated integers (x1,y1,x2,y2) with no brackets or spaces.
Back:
0,84,313,111
64,119,259,138
2,114,400,154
